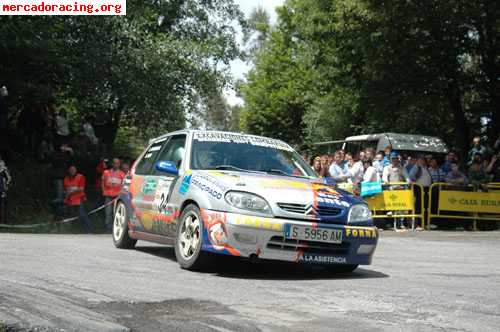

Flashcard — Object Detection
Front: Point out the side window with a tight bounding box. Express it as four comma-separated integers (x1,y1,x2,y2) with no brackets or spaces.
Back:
152,135,186,175
134,140,167,175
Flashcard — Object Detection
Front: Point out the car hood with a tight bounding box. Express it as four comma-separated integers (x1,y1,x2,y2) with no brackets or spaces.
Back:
194,170,363,222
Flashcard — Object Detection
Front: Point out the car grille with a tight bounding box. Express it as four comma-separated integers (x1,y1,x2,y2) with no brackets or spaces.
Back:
277,203,308,214
267,236,350,255
277,203,342,217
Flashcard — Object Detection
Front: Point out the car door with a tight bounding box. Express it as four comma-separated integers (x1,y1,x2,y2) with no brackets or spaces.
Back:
128,138,167,233
148,134,187,237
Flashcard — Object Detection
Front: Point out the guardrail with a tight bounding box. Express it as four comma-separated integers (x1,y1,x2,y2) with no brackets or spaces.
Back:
427,182,500,231
363,182,424,230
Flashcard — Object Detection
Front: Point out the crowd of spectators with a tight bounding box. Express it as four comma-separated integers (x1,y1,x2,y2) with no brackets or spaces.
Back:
48,144,132,232
0,99,132,230
306,135,500,191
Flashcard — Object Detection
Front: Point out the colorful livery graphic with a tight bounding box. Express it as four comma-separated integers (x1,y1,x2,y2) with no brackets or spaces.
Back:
113,130,378,271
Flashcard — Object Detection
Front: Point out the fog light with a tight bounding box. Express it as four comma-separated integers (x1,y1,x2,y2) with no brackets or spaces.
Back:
357,244,375,255
234,232,258,244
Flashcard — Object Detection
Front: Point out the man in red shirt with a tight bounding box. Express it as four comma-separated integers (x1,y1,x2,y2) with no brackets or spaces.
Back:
64,165,92,233
102,158,125,232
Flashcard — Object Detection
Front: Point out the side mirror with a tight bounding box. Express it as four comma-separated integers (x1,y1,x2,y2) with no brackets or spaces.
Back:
155,160,179,176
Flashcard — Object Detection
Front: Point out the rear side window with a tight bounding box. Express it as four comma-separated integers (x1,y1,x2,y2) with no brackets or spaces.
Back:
134,141,166,175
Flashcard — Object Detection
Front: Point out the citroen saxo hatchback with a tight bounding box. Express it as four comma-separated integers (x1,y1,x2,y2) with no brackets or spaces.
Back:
113,130,378,271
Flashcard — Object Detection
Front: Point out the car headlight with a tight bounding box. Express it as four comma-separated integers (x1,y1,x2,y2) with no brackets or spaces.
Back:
348,204,372,224
225,191,271,214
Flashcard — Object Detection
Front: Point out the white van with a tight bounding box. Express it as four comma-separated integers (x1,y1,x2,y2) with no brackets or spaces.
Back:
315,133,448,155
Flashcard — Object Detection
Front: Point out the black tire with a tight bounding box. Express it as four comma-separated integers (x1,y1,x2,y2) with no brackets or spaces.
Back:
327,264,358,273
175,204,213,271
113,201,137,249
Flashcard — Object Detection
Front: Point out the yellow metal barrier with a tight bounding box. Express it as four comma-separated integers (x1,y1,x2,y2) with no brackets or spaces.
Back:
364,182,425,229
428,182,500,231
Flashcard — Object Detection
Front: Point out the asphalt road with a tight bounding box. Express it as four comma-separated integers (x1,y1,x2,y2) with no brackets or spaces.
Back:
1,231,499,332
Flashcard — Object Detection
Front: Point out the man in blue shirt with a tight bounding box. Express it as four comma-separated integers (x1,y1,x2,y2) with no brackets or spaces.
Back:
329,151,350,183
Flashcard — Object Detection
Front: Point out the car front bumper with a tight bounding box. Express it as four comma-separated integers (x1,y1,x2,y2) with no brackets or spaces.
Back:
200,209,378,266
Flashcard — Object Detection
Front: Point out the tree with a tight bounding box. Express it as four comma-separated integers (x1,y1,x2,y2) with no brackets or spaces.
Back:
242,5,271,58
241,0,499,154
0,0,245,146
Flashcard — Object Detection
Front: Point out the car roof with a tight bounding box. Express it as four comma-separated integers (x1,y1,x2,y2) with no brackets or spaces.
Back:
149,129,292,146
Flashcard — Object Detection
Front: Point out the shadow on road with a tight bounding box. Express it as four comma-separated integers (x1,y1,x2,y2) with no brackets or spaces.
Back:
136,246,389,281
212,258,388,280
135,246,177,262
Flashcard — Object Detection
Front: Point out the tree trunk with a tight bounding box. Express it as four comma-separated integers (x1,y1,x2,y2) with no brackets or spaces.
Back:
447,88,469,160
109,108,122,149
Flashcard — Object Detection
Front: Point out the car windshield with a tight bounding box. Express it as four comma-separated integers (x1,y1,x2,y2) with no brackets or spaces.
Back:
190,134,317,178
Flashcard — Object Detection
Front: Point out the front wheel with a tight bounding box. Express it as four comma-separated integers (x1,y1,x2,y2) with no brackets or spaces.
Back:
175,204,213,270
113,201,137,249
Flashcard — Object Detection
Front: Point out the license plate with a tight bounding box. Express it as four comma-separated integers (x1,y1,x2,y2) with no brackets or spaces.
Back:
284,225,343,244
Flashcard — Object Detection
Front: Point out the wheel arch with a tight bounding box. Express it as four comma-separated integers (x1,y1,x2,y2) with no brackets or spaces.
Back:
179,199,200,213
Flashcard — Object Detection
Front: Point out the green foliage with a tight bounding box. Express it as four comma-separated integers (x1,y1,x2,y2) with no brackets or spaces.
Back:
0,0,244,144
241,0,499,154
241,25,316,145
243,5,271,58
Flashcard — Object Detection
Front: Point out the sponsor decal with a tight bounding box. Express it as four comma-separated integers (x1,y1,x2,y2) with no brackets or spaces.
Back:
208,221,228,249
258,178,310,190
365,190,413,211
148,145,162,152
141,178,157,195
233,215,283,231
193,173,229,192
154,178,172,214
151,220,175,234
313,184,350,208
200,210,241,256
439,191,500,214
191,176,223,199
179,171,192,195
299,253,347,264
193,132,294,151
345,227,378,238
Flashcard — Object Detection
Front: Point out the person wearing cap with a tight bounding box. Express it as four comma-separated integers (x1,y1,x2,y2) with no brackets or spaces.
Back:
382,145,392,167
382,152,405,184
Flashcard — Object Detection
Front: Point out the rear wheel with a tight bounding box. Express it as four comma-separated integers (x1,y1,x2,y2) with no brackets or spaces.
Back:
175,204,213,270
113,201,137,249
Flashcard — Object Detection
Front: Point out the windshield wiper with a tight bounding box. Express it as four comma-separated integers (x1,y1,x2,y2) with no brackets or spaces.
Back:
261,169,289,176
260,169,306,178
212,165,264,174
213,165,247,171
